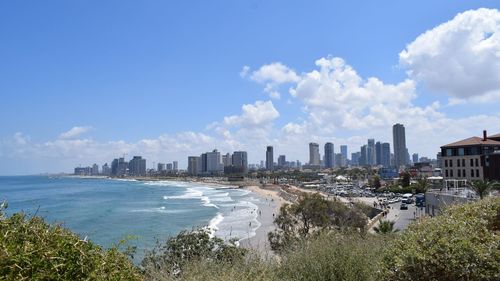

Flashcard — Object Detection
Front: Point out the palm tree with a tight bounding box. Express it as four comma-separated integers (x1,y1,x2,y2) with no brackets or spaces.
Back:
469,180,500,199
373,220,399,234
415,177,429,193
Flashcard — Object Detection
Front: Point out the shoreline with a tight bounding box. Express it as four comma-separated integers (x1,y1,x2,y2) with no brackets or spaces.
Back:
63,175,290,255
238,185,290,255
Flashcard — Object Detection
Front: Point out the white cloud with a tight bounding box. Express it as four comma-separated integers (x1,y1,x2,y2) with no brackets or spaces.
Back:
59,126,92,139
250,62,300,84
240,65,250,78
224,100,280,127
400,8,500,102
248,62,300,99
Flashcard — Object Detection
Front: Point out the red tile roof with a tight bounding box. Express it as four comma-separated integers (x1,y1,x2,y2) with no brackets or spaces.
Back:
441,136,500,148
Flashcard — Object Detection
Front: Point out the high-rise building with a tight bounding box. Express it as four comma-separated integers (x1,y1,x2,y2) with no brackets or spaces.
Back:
266,146,274,170
367,139,375,166
173,161,178,171
393,123,408,168
101,163,110,176
232,151,248,173
412,153,419,164
206,149,222,173
201,153,208,173
91,164,99,175
166,163,173,171
187,156,200,175
309,143,320,165
381,143,391,168
128,156,146,176
111,157,127,177
278,155,286,168
335,153,343,167
375,142,382,166
222,153,232,167
351,152,360,166
340,145,348,166
324,143,334,168
157,163,166,172
359,145,367,166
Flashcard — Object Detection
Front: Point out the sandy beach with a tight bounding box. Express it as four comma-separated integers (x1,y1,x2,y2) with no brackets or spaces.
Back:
239,185,289,256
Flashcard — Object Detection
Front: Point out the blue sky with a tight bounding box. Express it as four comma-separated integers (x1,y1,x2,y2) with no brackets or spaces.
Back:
1,1,500,174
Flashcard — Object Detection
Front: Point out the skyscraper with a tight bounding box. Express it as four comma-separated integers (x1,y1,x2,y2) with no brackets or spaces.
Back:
393,123,408,168
324,142,334,168
187,156,200,175
173,161,178,171
412,153,419,164
206,149,222,173
359,145,367,166
232,151,248,173
340,145,348,166
266,146,274,171
375,141,382,166
128,156,146,176
381,143,391,168
367,139,375,166
309,142,320,165
278,155,286,168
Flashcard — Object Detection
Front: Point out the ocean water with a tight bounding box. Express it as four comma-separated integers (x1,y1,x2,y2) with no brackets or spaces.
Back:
0,176,262,262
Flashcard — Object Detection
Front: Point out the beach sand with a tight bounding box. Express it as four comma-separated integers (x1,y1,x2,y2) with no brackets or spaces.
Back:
239,185,289,256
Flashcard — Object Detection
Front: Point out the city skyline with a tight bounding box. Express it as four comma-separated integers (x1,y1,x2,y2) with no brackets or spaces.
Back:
1,2,500,175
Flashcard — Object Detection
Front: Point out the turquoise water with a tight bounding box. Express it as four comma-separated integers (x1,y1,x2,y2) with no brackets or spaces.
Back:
0,176,262,262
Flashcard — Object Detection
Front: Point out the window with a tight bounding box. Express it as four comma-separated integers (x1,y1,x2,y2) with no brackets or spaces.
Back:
458,169,461,177
450,170,454,177
445,170,449,177
462,159,465,167
450,160,453,167
471,169,474,177
470,159,474,167
445,160,448,167
463,169,466,178
457,159,461,167
458,148,465,156
476,159,479,167
446,149,453,156
476,169,480,177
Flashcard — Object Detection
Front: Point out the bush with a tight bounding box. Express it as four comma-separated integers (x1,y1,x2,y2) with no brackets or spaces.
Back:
141,228,247,279
279,232,387,281
0,205,142,280
379,197,500,281
268,193,368,253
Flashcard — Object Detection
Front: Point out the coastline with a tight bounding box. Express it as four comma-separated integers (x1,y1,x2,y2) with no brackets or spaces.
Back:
239,185,289,255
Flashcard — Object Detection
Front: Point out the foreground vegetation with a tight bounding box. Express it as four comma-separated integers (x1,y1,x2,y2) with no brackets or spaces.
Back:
1,196,499,280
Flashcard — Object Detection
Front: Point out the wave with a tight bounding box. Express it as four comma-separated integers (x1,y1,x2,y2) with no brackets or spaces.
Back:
129,207,187,214
206,213,224,238
163,187,220,209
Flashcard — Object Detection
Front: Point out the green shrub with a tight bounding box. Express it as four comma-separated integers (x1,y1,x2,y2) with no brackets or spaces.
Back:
379,197,500,281
0,206,142,280
141,228,247,279
279,232,387,281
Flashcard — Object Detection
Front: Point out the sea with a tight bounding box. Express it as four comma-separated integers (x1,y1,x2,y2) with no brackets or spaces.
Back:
0,176,262,263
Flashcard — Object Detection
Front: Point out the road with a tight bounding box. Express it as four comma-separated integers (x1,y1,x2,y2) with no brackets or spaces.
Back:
385,202,425,231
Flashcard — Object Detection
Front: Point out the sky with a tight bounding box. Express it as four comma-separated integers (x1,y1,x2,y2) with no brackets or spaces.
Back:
1,0,500,175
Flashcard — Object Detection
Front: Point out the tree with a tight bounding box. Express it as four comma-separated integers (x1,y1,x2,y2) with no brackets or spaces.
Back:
469,180,500,199
373,220,399,235
413,177,429,193
268,193,368,253
142,228,246,278
372,175,382,190
399,171,411,187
